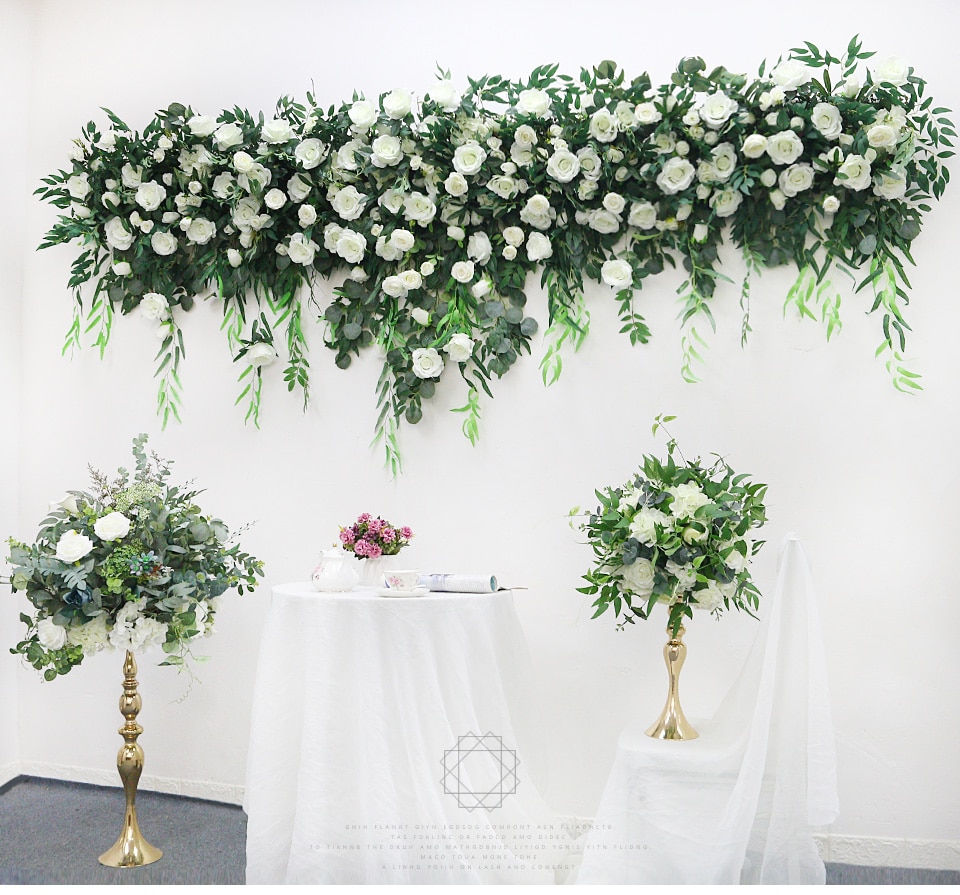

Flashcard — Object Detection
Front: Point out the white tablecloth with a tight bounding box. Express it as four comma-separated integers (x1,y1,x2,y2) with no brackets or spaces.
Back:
243,584,561,884
576,536,839,884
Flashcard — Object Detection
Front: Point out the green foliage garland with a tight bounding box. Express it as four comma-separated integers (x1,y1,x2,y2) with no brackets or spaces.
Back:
37,39,953,468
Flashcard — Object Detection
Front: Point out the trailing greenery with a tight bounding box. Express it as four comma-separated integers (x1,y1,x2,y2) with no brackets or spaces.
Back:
37,39,952,464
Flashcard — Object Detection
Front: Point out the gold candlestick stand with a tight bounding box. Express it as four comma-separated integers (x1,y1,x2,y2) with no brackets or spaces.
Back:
98,650,163,867
645,625,699,741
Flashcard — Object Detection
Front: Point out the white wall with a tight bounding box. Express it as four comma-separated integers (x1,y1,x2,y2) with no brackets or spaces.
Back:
0,0,34,785
13,0,960,863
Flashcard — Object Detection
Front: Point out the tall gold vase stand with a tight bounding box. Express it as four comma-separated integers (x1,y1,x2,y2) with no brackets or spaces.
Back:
98,650,163,867
645,625,699,741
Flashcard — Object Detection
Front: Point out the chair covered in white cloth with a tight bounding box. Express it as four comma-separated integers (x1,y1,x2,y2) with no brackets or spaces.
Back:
576,535,839,885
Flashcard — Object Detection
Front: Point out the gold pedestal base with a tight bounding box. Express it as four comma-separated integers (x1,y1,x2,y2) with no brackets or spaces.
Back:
645,625,699,741
99,650,163,868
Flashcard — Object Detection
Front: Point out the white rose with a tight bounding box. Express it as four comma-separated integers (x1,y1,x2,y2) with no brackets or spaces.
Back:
104,217,134,251
634,102,662,126
503,226,525,246
112,261,132,277
227,248,243,267
710,188,743,217
546,149,581,183
444,171,469,197
447,225,465,241
185,217,216,244
150,231,177,255
287,232,318,265
620,557,654,598
331,185,367,221
383,88,413,119
298,204,317,227
740,134,767,161
294,138,325,170
55,530,94,563
514,124,538,148
871,56,910,87
37,618,67,650
822,195,840,214
262,117,295,144
656,157,696,194
760,168,777,187
335,228,366,263
382,275,408,298
411,307,430,325
188,114,217,137
589,108,619,143
140,292,169,320
628,201,657,230
371,134,403,167
232,150,256,174
427,79,461,111
283,175,310,205
94,511,131,541
451,260,475,283
135,181,166,212
519,193,553,230
467,232,492,265
587,209,621,234
602,192,626,215
708,143,737,182
692,581,724,612
699,92,738,129
212,172,234,199
601,258,633,290
771,59,811,90
403,192,437,226
779,163,815,197
765,130,804,165
503,245,518,260
386,229,413,253
834,154,872,191
399,269,422,290
247,343,277,367
263,188,286,211
517,88,550,117
526,232,552,261
487,175,519,199
453,141,487,176
668,481,710,519
66,173,91,200
214,122,244,150
445,333,475,362
412,346,444,378
812,103,843,140
867,124,898,150
348,99,377,129
873,169,907,201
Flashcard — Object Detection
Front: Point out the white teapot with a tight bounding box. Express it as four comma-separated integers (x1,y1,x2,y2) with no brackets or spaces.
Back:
311,547,359,592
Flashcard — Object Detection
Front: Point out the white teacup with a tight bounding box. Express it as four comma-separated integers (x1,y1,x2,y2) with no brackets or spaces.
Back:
385,569,420,591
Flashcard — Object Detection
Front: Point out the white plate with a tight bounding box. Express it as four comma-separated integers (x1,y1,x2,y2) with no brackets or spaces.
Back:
376,585,429,598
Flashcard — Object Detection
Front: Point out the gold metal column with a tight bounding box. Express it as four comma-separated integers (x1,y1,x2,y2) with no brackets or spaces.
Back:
645,625,699,740
98,650,163,867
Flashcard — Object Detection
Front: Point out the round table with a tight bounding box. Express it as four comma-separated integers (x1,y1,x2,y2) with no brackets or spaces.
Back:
243,583,560,884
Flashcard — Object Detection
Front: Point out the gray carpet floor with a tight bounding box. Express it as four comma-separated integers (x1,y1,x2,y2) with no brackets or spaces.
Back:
1,776,958,885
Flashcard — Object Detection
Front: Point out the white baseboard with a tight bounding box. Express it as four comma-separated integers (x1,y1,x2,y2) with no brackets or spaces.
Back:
18,761,244,806
814,833,960,872
555,815,959,873
0,761,21,788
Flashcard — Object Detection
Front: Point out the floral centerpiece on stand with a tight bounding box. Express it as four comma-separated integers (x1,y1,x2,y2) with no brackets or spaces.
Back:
7,434,264,681
575,416,767,741
576,417,768,636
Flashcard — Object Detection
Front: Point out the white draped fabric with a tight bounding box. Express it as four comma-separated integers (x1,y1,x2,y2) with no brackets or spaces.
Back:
576,535,839,884
243,584,560,884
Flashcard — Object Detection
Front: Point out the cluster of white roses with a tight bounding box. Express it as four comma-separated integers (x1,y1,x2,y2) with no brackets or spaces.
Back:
615,480,752,612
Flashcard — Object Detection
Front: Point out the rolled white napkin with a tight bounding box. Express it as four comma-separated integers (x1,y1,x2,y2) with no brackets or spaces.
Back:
417,573,498,593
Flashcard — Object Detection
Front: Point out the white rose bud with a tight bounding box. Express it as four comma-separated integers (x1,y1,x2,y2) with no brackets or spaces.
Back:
411,307,430,325
227,248,243,267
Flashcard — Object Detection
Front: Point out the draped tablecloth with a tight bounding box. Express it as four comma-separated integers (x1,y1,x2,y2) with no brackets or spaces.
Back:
243,584,561,884
576,536,839,885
